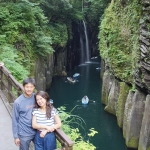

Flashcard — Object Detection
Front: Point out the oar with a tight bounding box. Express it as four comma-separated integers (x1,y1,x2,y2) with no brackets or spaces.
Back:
89,100,95,103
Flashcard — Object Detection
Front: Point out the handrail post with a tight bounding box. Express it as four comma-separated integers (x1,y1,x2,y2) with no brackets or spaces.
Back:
62,143,73,150
55,129,74,150
0,68,2,89
17,85,24,97
8,77,12,103
1,72,5,90
0,62,5,90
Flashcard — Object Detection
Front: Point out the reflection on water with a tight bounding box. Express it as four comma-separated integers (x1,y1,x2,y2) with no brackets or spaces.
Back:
47,59,137,150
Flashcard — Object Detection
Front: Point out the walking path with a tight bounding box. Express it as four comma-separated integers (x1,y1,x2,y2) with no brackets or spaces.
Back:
0,94,18,150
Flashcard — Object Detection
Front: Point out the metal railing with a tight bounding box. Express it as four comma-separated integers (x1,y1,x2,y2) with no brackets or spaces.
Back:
0,63,74,150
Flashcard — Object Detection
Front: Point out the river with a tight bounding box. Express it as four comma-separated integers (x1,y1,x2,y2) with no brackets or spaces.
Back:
47,58,136,150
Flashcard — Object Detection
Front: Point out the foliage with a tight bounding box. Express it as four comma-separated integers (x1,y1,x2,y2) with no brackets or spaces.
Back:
48,23,68,48
41,0,83,24
99,0,142,84
40,0,84,50
0,0,54,77
85,0,111,25
0,0,111,79
79,0,111,57
0,1,53,55
57,106,98,150
34,31,54,56
0,45,29,82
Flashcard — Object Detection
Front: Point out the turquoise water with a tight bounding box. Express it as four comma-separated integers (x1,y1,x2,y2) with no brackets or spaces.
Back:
47,59,136,150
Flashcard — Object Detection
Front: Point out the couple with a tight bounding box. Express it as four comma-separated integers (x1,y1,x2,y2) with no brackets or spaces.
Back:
12,77,61,150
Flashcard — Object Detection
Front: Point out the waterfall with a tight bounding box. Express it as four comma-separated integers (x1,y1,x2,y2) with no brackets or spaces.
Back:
79,32,84,64
79,21,90,64
83,21,90,62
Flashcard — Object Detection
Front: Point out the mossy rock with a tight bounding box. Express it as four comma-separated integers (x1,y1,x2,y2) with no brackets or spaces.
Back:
116,82,131,128
126,137,138,148
104,78,120,115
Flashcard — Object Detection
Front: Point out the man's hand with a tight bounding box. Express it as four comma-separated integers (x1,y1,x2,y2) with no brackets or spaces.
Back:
14,138,20,146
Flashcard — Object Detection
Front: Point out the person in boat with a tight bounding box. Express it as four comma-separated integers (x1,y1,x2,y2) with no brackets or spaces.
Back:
71,77,74,81
83,96,87,102
32,91,61,150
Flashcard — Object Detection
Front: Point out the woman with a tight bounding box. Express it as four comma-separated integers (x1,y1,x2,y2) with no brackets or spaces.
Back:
32,91,61,150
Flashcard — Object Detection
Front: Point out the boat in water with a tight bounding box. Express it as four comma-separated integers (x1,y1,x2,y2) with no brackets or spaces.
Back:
91,56,98,59
96,67,101,70
67,77,76,83
50,99,53,104
82,95,89,105
73,73,80,78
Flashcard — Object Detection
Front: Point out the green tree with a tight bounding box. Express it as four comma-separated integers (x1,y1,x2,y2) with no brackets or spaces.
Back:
0,0,54,77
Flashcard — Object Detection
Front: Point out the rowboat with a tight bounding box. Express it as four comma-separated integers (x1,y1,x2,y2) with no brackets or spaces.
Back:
91,56,98,59
67,77,76,83
50,99,53,104
96,67,100,70
82,96,89,105
73,73,80,78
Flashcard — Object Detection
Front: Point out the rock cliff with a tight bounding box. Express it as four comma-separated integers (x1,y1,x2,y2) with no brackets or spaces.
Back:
34,54,54,90
100,0,150,149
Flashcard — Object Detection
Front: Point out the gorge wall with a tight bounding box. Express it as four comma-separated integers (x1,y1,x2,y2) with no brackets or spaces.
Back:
34,20,99,90
34,22,81,90
100,0,150,149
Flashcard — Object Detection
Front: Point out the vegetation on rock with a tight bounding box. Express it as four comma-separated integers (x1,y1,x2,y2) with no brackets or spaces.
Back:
99,0,142,84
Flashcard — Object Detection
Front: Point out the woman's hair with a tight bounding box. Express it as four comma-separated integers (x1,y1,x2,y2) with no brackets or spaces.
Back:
34,91,53,118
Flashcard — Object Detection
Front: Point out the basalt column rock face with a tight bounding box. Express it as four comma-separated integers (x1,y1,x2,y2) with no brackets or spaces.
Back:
100,0,150,149
125,90,146,148
116,82,131,128
138,95,150,150
54,49,67,77
66,22,80,71
134,0,150,93
46,54,55,88
104,77,120,115
123,91,134,139
101,69,115,105
34,54,54,90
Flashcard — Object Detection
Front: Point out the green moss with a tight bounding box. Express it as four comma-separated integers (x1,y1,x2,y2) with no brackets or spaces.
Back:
138,143,150,150
126,137,138,148
148,146,150,150
98,0,142,84
116,82,131,128
138,144,143,150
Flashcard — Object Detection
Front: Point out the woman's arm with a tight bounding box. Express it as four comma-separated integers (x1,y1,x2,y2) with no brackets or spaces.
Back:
32,115,47,130
46,114,61,132
53,115,62,129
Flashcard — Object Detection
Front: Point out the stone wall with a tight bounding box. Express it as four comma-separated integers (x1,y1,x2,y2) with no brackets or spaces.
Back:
134,0,150,93
101,1,150,149
101,70,149,149
138,95,150,150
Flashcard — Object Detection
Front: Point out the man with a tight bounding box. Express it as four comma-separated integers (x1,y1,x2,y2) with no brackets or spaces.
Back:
12,77,36,150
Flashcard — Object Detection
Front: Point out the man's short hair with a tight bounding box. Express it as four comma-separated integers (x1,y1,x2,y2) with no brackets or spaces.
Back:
23,77,36,87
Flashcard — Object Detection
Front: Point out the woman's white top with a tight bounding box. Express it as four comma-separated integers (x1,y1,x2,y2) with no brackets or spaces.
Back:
32,108,58,128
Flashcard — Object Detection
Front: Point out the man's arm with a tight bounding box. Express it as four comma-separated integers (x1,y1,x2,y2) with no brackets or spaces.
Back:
12,102,19,139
